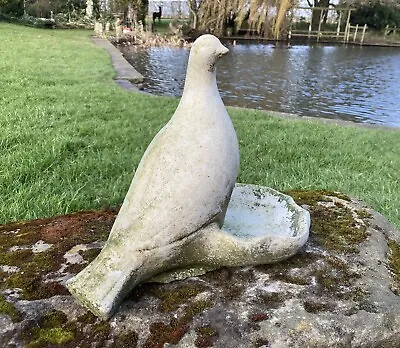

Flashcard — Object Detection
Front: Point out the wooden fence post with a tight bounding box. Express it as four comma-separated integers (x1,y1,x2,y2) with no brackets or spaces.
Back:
317,10,323,42
337,11,342,38
353,24,358,42
344,9,351,43
360,24,367,45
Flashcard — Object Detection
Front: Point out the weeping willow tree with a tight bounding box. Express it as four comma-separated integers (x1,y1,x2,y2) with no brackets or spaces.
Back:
195,0,295,39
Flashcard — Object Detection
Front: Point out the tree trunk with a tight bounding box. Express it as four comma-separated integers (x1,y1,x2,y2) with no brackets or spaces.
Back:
310,0,330,31
187,0,199,30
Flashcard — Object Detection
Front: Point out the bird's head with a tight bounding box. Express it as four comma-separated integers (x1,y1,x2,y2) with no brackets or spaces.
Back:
189,34,229,74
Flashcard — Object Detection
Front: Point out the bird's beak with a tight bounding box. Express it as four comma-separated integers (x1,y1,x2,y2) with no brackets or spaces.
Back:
217,45,229,57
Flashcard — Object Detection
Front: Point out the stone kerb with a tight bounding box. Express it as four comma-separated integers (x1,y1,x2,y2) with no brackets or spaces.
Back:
92,37,144,90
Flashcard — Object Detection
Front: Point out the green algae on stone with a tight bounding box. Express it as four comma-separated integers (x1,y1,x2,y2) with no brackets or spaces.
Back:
0,294,23,322
387,239,400,296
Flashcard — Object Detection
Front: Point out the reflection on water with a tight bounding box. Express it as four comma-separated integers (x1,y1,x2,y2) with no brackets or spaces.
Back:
121,43,400,127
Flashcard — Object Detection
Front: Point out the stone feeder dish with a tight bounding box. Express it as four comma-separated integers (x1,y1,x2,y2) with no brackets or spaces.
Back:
150,183,310,283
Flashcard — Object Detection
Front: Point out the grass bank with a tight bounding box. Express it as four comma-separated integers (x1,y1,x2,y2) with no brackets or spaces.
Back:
0,22,399,229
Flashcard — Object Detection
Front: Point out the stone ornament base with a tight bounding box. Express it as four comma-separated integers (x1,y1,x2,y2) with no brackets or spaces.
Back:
66,184,310,319
1,190,400,347
151,184,310,283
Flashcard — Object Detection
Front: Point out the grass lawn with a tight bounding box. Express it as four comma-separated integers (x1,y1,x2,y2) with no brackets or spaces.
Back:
152,18,189,34
0,22,399,229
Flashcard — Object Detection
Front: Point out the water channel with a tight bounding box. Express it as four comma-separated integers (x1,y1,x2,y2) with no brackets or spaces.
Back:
121,42,400,127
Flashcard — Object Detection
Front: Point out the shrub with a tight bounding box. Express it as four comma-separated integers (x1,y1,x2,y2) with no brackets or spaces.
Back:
351,3,400,30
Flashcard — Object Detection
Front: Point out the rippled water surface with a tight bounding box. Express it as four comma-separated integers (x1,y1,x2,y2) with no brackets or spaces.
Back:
121,43,400,127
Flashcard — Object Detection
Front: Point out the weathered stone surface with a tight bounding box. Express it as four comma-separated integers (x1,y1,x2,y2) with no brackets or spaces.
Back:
67,35,240,320
1,190,400,347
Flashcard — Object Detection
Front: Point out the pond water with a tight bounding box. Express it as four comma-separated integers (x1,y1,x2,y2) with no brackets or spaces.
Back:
121,42,400,127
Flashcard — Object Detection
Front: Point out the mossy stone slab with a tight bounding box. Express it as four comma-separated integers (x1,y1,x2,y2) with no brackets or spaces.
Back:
1,190,400,347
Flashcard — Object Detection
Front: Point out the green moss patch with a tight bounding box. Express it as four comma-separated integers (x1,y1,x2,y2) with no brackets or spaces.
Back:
311,205,368,253
22,310,74,347
255,189,370,304
155,285,208,312
287,189,369,253
144,298,213,347
388,239,400,296
27,327,75,347
201,267,255,302
286,189,350,206
0,294,23,322
20,309,115,347
79,248,102,263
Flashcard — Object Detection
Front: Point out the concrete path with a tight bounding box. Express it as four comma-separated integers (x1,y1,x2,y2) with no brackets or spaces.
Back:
92,37,144,89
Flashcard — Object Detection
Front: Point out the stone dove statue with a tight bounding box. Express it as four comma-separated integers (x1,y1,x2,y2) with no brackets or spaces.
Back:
66,34,240,319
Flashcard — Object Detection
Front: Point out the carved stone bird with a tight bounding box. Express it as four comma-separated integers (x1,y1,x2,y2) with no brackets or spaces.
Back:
67,34,240,319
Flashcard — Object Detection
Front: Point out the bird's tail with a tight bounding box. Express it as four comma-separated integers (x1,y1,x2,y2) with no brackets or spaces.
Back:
66,244,146,320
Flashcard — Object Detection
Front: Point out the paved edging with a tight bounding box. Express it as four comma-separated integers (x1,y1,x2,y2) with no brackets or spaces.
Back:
229,106,400,131
92,37,144,85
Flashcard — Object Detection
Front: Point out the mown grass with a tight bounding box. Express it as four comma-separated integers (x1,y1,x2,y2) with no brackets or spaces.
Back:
0,22,399,229
152,18,189,34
